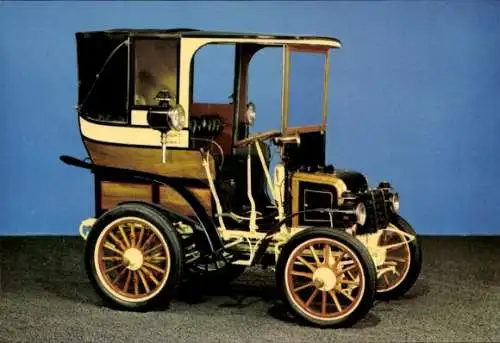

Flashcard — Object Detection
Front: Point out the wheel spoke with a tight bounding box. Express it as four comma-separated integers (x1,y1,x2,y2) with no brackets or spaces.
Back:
309,246,321,265
137,269,151,293
118,225,131,248
141,232,156,250
297,256,316,272
143,243,164,256
293,282,314,292
321,291,327,315
328,290,342,312
136,227,145,248
104,242,123,255
384,242,406,251
145,255,166,262
347,270,357,280
306,288,319,307
386,256,406,263
105,263,123,274
333,251,346,269
102,256,122,261
123,270,132,292
141,266,160,286
108,233,127,251
291,270,313,279
383,272,390,285
133,271,139,295
338,288,355,301
143,262,165,275
323,245,332,265
130,224,136,248
339,279,359,287
340,264,358,274
112,267,128,283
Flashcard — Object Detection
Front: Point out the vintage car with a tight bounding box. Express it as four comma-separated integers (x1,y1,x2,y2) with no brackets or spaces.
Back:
60,28,422,328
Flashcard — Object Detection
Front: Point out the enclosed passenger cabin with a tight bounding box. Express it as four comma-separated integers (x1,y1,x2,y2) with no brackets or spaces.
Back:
75,28,342,219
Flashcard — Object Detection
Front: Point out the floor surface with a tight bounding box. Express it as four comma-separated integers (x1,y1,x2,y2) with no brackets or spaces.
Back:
0,236,499,342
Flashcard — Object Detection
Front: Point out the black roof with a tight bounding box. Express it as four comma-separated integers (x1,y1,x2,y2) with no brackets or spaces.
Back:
76,28,341,46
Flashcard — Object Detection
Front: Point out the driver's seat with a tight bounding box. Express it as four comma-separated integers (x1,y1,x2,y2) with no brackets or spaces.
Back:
216,140,278,227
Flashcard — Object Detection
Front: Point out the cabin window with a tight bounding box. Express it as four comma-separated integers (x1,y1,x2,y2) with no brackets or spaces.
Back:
77,35,128,123
247,47,283,134
134,39,179,106
191,44,235,104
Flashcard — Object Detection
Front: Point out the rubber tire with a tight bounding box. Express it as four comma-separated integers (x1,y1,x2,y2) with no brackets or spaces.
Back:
275,228,377,328
84,203,184,311
376,214,422,300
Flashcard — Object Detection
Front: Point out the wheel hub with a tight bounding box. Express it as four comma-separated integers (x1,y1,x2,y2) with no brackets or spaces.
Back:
123,248,144,271
312,267,337,291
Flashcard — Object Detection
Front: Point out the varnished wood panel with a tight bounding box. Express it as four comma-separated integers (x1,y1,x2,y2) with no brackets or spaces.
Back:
100,181,212,217
159,185,212,217
84,138,215,180
101,181,152,210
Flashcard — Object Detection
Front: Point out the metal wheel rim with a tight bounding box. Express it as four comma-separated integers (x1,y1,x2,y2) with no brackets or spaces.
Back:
284,237,366,321
376,225,412,293
94,216,171,303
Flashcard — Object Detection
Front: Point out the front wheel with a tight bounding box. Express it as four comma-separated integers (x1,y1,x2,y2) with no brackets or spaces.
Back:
375,215,422,300
276,228,377,328
84,203,184,311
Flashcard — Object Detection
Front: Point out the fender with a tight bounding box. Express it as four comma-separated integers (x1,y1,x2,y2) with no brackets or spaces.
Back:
117,200,221,255
60,155,224,254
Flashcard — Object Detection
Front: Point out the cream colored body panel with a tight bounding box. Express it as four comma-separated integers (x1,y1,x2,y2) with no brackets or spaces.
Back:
79,116,189,148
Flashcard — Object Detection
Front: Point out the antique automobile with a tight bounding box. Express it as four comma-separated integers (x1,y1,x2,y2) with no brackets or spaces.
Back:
60,28,422,328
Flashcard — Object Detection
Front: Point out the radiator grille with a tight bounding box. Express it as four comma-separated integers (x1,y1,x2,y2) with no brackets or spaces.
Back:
362,189,390,233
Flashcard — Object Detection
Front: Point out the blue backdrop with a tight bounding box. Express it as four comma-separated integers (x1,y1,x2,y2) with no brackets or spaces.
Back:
1,1,499,235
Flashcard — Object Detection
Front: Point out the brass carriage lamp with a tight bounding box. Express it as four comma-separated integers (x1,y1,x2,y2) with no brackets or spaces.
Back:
147,90,186,163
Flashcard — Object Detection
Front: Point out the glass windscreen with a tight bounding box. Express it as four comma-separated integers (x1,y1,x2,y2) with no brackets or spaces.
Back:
286,49,327,129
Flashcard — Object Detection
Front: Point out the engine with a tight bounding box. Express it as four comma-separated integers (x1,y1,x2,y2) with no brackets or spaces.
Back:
290,168,399,234
357,183,399,234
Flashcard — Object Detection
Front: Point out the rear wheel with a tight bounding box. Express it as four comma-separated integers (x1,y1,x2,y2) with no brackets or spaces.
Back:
85,203,184,310
375,215,422,300
276,228,377,328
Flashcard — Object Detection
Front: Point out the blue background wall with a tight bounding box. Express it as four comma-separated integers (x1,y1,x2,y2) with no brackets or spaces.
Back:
0,1,499,235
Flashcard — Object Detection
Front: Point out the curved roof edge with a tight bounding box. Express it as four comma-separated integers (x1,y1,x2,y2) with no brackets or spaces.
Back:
76,28,342,48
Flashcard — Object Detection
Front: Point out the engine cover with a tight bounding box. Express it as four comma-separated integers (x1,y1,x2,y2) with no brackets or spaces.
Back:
334,169,368,193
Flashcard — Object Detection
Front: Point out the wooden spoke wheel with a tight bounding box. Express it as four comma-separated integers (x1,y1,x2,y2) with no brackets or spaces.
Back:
376,227,411,292
85,204,183,310
376,214,422,300
276,228,377,328
95,217,171,302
